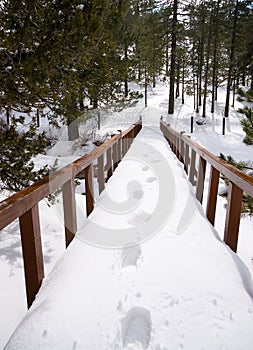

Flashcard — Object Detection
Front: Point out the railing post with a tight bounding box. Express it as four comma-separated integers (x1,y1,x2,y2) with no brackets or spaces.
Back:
196,156,207,203
98,154,105,194
224,182,243,252
117,132,122,164
62,178,77,247
184,141,190,175
206,166,220,225
179,131,185,163
19,204,44,308
85,164,95,216
189,148,196,186
106,147,113,181
112,141,118,170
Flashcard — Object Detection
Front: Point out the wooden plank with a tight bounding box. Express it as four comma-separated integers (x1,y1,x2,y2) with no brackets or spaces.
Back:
98,155,105,194
62,178,77,247
196,156,207,203
117,136,122,164
206,166,220,225
106,147,113,181
179,132,185,163
189,149,196,186
184,143,190,175
224,182,243,252
85,164,95,216
19,204,44,308
112,141,118,170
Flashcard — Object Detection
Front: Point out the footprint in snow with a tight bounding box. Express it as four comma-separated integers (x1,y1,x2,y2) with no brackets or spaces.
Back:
121,244,142,270
122,307,152,349
145,177,157,183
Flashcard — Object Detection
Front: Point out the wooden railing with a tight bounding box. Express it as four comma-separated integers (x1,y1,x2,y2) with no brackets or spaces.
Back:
0,121,142,308
160,119,253,253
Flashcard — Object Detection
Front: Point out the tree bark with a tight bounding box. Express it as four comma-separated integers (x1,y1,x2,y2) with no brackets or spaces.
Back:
168,0,178,114
211,0,220,114
225,0,239,118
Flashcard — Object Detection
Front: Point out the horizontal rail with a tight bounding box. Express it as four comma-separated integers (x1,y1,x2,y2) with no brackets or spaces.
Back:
0,120,142,308
160,119,253,253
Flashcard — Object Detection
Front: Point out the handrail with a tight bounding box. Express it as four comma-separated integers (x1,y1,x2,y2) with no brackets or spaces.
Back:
0,121,142,308
160,118,253,254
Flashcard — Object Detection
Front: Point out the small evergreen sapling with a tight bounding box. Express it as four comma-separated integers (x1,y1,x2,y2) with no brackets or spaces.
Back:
219,153,253,216
238,107,253,145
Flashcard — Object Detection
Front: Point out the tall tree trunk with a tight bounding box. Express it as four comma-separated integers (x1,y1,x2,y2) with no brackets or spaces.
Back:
251,65,253,90
232,74,236,107
165,42,169,76
124,42,128,97
67,98,79,141
168,0,178,114
182,61,185,105
224,0,239,118
176,62,180,98
198,10,205,108
6,107,10,125
211,0,220,114
153,75,156,88
196,75,199,114
145,65,148,108
202,12,213,118
93,99,98,109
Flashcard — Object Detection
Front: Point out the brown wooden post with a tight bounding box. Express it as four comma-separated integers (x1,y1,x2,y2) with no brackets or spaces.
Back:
117,134,122,164
131,127,135,142
177,135,180,159
106,147,113,181
19,204,44,308
112,141,118,170
62,178,77,247
189,149,196,186
206,166,220,225
85,164,95,216
196,156,207,203
98,154,105,194
184,143,190,174
224,182,243,252
128,132,132,149
179,132,185,163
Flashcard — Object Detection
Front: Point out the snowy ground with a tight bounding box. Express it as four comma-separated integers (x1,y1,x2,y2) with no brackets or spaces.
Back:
0,80,253,348
4,126,253,350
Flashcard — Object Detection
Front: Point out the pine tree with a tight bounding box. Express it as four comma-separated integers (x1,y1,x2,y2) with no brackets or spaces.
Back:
238,107,253,145
220,153,253,216
0,117,49,192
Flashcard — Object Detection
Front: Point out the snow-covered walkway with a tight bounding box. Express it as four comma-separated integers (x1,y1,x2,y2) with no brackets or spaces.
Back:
5,127,253,350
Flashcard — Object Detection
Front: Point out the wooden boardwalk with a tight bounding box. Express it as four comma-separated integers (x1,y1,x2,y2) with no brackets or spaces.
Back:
3,124,253,350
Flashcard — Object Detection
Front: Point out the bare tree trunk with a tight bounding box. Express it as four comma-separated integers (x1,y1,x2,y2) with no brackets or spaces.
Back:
225,0,239,118
202,12,213,118
145,65,148,108
168,0,178,114
211,0,220,114
176,62,180,98
198,10,205,108
124,42,128,97
182,61,185,105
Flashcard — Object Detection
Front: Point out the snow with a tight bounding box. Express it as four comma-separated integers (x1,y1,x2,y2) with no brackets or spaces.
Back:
3,126,253,349
1,80,253,348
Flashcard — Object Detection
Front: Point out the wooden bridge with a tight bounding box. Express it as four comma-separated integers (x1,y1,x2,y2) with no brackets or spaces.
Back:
0,119,253,311
0,120,253,348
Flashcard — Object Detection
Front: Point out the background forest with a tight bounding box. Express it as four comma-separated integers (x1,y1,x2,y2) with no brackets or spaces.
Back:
0,0,253,191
